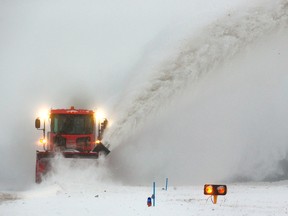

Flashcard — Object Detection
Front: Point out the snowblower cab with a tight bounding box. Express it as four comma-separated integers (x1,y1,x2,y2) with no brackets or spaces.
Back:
35,106,110,183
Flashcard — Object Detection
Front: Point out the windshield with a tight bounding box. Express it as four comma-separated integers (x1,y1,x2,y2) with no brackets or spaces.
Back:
51,114,94,134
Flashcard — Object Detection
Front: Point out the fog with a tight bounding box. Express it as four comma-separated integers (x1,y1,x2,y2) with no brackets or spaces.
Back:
0,0,287,189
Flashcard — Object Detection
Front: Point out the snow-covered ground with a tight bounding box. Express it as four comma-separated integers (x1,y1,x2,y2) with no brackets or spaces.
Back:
1,181,288,215
1,156,288,215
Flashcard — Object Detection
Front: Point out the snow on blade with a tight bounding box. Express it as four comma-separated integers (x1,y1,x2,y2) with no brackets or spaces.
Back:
39,154,113,190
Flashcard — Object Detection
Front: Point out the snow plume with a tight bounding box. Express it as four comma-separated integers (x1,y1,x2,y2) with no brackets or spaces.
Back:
106,1,288,185
105,1,288,149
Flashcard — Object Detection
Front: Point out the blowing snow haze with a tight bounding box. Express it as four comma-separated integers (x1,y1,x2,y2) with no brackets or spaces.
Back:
0,0,288,189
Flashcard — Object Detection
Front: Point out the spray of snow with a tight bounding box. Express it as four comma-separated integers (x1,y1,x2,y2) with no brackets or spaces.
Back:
39,154,114,191
104,1,288,185
104,1,288,148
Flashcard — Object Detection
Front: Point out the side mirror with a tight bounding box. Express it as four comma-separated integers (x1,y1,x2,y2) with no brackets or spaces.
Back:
35,118,41,129
100,118,108,130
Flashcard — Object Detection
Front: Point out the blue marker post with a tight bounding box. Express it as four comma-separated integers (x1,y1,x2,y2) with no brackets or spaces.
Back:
165,178,168,191
152,182,156,207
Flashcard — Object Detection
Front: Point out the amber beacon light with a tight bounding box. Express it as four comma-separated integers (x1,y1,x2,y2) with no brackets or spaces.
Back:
204,184,227,204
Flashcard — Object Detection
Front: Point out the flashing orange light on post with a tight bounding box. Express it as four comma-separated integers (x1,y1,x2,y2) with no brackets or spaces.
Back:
204,184,227,204
205,185,214,194
217,186,226,195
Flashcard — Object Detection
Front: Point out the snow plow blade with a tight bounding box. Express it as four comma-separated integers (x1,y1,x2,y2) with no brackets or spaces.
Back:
36,143,110,183
35,151,99,183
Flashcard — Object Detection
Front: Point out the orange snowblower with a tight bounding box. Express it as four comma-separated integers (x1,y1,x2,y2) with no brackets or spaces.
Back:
35,106,110,183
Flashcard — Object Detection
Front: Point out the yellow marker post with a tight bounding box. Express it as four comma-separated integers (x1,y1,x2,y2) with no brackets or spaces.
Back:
213,195,218,204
